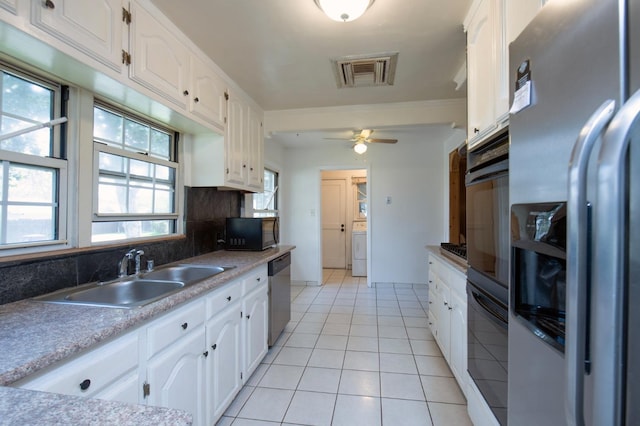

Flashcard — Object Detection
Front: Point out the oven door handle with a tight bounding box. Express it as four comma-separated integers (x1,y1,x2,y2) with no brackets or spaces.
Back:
566,99,616,426
471,290,508,328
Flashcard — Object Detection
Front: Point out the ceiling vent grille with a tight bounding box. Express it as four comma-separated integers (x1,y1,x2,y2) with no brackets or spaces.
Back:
332,52,398,88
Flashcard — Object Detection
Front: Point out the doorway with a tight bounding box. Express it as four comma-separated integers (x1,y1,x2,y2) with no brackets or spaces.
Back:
320,169,368,278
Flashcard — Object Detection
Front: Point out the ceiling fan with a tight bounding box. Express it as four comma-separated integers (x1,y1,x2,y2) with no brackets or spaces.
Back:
325,129,398,154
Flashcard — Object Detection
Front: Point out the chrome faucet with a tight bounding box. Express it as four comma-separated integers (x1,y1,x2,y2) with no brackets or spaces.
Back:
118,249,137,278
134,249,145,275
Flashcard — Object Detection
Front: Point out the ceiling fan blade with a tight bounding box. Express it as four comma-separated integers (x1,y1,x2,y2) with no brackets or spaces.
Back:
323,137,356,141
367,138,398,144
360,129,373,139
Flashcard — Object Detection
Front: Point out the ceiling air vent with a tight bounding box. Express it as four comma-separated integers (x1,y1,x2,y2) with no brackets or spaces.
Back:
332,52,398,88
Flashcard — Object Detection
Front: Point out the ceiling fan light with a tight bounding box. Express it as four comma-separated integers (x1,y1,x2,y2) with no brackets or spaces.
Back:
315,0,374,22
354,142,368,154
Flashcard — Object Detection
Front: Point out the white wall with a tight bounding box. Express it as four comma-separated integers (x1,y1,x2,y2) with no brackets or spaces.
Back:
266,125,466,286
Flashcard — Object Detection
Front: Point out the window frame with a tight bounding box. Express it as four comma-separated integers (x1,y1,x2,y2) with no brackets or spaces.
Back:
90,102,181,244
0,64,68,254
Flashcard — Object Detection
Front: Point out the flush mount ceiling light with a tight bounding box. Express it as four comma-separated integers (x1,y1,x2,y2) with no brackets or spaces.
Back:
354,141,368,154
314,0,375,22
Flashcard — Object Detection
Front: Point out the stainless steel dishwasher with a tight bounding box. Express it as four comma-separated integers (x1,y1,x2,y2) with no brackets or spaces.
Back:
268,252,291,346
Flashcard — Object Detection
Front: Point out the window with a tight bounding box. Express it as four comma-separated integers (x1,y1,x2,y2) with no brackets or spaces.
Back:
0,67,66,250
252,168,278,217
92,104,178,243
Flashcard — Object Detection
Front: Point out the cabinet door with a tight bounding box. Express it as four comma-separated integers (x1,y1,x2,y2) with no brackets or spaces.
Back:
245,105,264,191
146,327,206,426
225,93,246,186
190,54,227,129
466,0,497,147
437,280,452,361
449,289,467,386
206,305,242,425
0,0,17,15
31,0,124,72
243,285,268,379
16,330,139,401
92,372,140,404
129,1,190,108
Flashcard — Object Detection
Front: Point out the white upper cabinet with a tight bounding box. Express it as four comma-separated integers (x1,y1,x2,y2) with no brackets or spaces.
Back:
0,0,18,15
30,0,125,72
466,0,496,146
465,0,545,149
189,54,227,130
225,91,247,186
246,104,264,191
128,0,190,109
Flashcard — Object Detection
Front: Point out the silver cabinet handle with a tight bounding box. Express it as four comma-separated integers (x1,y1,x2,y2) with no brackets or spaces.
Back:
566,99,615,426
591,88,640,426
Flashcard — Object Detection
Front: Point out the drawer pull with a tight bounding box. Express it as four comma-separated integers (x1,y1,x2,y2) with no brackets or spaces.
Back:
44,0,55,9
246,314,250,319
181,322,188,330
257,277,261,282
203,351,209,357
183,90,189,96
227,296,231,301
79,379,91,391
212,344,217,350
194,97,200,103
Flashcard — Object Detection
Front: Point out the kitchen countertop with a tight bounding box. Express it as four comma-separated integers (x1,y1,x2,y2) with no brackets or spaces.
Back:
426,245,468,275
0,386,193,425
0,245,295,424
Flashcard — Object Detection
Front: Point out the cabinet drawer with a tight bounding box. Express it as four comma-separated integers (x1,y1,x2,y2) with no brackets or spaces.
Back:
241,265,268,295
17,331,138,398
147,299,205,356
207,280,242,319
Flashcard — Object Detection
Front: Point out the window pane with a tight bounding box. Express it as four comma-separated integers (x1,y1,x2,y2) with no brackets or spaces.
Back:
93,107,123,144
98,182,126,214
130,158,152,178
2,73,52,123
98,152,125,174
8,164,55,203
150,129,171,160
125,119,149,152
7,205,55,243
91,220,174,243
129,186,153,214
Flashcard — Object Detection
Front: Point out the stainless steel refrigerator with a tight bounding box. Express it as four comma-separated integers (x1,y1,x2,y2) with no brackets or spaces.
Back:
508,0,640,424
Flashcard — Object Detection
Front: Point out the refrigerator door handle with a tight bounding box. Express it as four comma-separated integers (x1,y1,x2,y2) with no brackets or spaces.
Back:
566,99,616,426
593,88,640,426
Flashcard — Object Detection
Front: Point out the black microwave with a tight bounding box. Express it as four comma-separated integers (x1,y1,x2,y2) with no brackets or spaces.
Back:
225,217,279,251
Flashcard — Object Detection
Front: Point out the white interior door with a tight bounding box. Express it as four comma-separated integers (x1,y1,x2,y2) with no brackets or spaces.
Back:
322,179,346,268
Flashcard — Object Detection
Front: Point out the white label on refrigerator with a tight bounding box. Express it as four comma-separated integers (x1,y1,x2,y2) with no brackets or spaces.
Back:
510,80,532,114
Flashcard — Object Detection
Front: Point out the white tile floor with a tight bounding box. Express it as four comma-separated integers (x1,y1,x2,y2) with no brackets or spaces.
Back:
217,269,472,426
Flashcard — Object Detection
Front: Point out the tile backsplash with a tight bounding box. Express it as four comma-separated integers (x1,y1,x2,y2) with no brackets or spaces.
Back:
0,187,240,305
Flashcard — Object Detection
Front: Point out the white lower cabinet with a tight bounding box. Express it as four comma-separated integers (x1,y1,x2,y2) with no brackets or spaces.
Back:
14,263,273,426
205,300,242,424
145,326,207,425
242,283,268,380
15,328,140,405
427,253,468,391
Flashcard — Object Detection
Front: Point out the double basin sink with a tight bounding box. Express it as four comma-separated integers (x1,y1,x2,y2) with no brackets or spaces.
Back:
35,264,234,309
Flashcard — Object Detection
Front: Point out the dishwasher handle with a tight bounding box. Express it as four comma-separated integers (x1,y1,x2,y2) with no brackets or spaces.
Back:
268,252,291,276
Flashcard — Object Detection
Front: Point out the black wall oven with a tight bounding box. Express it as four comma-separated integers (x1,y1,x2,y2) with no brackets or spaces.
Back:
465,129,510,425
466,130,510,288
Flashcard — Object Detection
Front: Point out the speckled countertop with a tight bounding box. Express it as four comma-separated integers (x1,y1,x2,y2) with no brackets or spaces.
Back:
426,245,468,275
0,246,294,424
0,387,193,425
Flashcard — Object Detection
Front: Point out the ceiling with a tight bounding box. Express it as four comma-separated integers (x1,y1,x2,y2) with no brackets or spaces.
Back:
149,0,472,112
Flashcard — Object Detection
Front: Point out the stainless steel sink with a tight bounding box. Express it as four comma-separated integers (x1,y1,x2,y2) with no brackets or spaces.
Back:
141,265,228,283
33,264,233,308
63,279,184,308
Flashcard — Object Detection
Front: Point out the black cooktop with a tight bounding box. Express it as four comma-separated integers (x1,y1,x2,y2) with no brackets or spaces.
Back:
440,243,467,260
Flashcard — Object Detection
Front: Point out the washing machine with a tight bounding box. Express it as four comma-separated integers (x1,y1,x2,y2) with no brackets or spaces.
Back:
352,221,367,277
